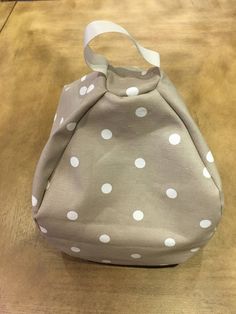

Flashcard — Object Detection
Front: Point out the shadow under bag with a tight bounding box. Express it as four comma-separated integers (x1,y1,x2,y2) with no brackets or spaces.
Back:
31,20,223,266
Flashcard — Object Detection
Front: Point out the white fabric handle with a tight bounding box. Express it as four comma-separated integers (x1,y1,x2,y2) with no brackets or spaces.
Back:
83,20,160,75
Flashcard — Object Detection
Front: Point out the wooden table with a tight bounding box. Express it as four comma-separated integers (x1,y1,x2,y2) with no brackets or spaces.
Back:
0,1,235,313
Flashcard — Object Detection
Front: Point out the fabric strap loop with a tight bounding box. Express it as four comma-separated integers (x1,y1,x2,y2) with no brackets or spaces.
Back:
83,20,160,75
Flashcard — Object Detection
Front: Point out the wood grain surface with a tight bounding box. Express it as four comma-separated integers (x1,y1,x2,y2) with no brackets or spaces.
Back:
0,1,235,313
0,1,15,31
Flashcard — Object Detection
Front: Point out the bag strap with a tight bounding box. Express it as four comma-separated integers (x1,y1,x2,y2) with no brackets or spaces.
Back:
83,20,160,75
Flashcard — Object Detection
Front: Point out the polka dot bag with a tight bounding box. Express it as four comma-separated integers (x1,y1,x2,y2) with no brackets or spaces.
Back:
31,20,223,266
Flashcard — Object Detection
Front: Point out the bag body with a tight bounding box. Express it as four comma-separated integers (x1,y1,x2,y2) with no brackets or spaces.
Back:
32,21,223,266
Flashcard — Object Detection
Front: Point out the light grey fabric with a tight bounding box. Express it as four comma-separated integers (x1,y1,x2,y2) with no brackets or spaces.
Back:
31,65,223,266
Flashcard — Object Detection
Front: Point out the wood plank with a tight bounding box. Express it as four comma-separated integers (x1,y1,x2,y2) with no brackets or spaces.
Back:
0,1,235,313
0,1,15,31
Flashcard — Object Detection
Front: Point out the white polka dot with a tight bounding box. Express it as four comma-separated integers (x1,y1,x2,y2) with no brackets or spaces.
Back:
135,158,146,168
32,195,38,207
101,259,111,264
59,117,64,125
79,86,87,95
169,133,181,145
203,167,211,178
99,234,111,243
141,70,147,75
64,85,71,91
66,122,76,131
53,113,57,122
70,156,79,167
87,84,95,93
200,219,212,228
46,181,50,190
126,86,139,96
81,75,87,81
101,129,112,140
101,183,112,194
67,210,78,221
166,188,177,199
135,107,147,117
133,210,144,221
164,238,176,247
206,151,214,163
190,247,200,252
39,225,47,234
131,253,142,259
71,246,80,253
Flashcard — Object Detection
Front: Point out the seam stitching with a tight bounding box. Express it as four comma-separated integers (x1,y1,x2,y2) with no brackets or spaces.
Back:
156,88,223,212
34,82,106,215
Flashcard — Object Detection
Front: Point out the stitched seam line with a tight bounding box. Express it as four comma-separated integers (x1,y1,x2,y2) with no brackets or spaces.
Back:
34,86,107,215
156,88,222,212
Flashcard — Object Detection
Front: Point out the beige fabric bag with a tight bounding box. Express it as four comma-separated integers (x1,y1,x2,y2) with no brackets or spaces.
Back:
32,20,223,266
